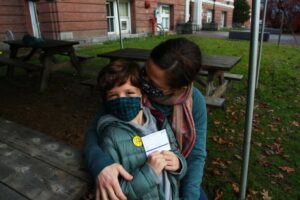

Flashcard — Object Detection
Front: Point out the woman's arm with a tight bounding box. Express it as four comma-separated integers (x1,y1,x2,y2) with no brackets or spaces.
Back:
84,109,114,178
180,87,207,199
100,131,160,200
84,110,132,200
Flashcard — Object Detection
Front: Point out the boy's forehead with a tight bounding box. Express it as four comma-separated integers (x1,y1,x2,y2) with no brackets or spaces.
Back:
107,79,141,92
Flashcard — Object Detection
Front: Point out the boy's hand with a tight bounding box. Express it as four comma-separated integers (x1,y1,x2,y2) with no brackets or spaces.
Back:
147,151,167,175
161,150,181,172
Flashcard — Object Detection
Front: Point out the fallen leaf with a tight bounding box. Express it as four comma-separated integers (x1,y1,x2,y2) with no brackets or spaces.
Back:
211,169,224,176
248,189,258,196
278,166,295,173
234,154,242,160
271,173,284,180
258,155,271,167
290,121,299,127
275,137,282,144
260,189,272,200
231,182,239,193
214,189,224,200
283,187,291,192
282,154,290,159
253,141,262,147
212,136,234,147
214,120,221,125
245,194,253,200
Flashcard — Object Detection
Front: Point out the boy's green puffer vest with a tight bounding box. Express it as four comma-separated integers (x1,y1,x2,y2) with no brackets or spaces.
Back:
97,120,187,200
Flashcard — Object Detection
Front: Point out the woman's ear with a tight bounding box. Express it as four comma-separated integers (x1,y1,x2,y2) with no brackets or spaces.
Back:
141,95,146,105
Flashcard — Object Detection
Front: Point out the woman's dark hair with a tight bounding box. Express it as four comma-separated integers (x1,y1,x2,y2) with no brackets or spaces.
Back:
150,37,202,89
97,59,141,100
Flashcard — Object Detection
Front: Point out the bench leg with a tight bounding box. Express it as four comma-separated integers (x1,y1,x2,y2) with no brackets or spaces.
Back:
68,48,82,77
39,56,52,92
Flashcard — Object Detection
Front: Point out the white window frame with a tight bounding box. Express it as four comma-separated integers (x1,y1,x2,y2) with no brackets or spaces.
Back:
106,0,131,35
207,10,213,23
220,11,226,28
106,1,115,33
157,4,170,31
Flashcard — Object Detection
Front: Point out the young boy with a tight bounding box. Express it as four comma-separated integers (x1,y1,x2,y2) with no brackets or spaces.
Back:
96,60,187,200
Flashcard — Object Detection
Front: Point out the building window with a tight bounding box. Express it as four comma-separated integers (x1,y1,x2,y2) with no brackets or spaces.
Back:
106,1,131,34
220,11,227,28
156,4,170,31
106,2,114,33
119,2,130,31
207,10,213,23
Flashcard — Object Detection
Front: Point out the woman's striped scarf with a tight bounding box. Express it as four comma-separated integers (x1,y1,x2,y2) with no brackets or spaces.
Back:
144,85,195,158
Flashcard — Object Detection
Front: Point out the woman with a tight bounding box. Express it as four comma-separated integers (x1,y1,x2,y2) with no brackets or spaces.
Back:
84,38,207,200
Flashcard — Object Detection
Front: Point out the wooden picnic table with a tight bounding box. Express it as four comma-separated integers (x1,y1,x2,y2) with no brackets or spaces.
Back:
98,48,241,99
3,39,82,91
0,118,89,200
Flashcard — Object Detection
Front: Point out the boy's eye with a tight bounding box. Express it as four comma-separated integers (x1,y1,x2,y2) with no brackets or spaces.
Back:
107,94,118,100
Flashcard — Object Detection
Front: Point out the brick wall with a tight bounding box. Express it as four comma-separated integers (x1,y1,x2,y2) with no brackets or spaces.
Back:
0,0,31,45
36,0,106,42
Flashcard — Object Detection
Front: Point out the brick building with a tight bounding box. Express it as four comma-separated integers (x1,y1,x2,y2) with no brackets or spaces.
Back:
265,0,300,32
0,0,185,47
0,0,237,49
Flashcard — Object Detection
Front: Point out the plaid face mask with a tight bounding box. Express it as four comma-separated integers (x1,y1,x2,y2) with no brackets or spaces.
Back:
106,97,142,122
140,68,164,98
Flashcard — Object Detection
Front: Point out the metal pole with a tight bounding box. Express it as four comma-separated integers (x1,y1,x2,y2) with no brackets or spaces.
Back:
212,0,216,23
116,0,124,49
256,0,268,89
239,0,261,199
277,10,284,46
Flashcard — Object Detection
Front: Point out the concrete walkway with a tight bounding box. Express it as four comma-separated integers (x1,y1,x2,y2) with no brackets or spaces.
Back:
194,31,300,46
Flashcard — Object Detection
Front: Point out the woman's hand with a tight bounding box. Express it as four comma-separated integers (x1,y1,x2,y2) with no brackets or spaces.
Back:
147,151,167,176
95,163,133,200
161,150,181,172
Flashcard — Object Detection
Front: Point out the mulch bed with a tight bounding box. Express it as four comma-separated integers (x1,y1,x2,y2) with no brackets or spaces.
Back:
0,71,101,149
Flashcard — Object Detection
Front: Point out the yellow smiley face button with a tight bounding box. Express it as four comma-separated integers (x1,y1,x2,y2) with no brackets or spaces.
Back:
132,136,143,147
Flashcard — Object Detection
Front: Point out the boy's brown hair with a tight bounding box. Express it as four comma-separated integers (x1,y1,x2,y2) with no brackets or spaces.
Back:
97,59,141,100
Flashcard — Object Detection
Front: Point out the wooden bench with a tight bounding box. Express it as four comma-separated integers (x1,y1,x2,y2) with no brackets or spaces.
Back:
199,70,244,81
76,54,94,62
59,53,94,63
0,57,44,76
205,96,225,108
81,78,225,108
0,118,89,200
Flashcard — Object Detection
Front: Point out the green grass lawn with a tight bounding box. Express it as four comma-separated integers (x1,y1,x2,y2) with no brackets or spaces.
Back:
77,35,300,200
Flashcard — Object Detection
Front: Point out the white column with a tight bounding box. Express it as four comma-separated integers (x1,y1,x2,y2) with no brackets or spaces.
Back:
185,0,190,22
28,1,41,38
194,0,203,29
